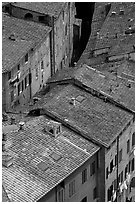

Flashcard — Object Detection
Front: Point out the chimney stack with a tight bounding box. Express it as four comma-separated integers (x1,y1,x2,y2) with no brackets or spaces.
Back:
19,122,25,130
11,117,16,125
70,97,76,106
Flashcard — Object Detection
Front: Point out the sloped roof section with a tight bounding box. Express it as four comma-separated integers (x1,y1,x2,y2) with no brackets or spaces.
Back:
2,116,99,202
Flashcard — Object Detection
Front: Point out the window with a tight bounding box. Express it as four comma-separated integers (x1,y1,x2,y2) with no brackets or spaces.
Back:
8,71,11,80
132,132,135,147
119,149,122,163
24,13,33,20
11,90,14,102
29,73,32,85
65,24,67,35
39,16,45,22
93,187,97,199
110,160,113,173
25,53,28,63
22,81,24,92
120,171,123,183
58,188,64,202
81,196,87,202
17,64,20,71
18,83,20,96
41,61,44,70
25,76,27,89
127,139,130,153
69,180,75,197
131,158,134,171
115,154,118,166
90,161,95,176
106,167,109,179
114,179,117,190
128,161,131,173
125,165,128,179
82,169,87,184
36,67,38,79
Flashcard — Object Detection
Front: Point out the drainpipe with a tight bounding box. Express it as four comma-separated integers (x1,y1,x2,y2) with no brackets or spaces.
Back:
55,186,57,202
50,16,55,76
116,135,119,201
52,16,55,75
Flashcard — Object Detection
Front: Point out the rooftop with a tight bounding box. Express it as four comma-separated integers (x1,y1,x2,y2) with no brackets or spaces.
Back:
11,2,66,19
42,84,133,147
47,64,135,112
2,13,51,73
2,116,99,202
95,2,135,52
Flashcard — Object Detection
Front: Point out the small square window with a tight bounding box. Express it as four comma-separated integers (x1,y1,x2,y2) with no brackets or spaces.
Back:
25,53,28,63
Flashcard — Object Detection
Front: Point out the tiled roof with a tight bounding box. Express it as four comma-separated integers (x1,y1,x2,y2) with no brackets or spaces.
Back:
2,185,10,202
47,64,135,112
95,2,135,51
11,2,66,18
74,65,135,112
2,35,33,73
2,13,51,73
93,60,135,81
43,84,133,147
2,116,99,202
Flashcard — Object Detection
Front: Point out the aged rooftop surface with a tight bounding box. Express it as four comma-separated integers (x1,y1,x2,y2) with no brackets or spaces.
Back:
2,116,99,202
47,64,135,112
11,2,65,18
95,2,135,51
2,13,51,73
43,84,133,147
78,2,135,67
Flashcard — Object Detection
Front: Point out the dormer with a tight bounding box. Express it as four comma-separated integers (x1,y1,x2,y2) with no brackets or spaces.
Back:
44,120,62,137
2,154,14,167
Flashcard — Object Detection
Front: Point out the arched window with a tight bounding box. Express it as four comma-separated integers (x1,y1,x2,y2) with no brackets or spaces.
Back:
24,13,33,20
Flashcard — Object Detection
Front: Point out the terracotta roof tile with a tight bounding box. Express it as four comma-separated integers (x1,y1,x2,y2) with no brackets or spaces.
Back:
2,13,51,73
43,84,133,147
11,2,66,18
2,116,99,202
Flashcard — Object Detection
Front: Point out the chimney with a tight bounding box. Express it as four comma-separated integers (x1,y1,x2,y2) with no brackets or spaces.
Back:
44,120,62,137
2,113,8,122
11,117,16,125
111,11,116,17
2,141,6,152
119,9,124,15
70,97,76,106
9,34,16,41
2,133,7,142
19,122,25,130
2,154,14,167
